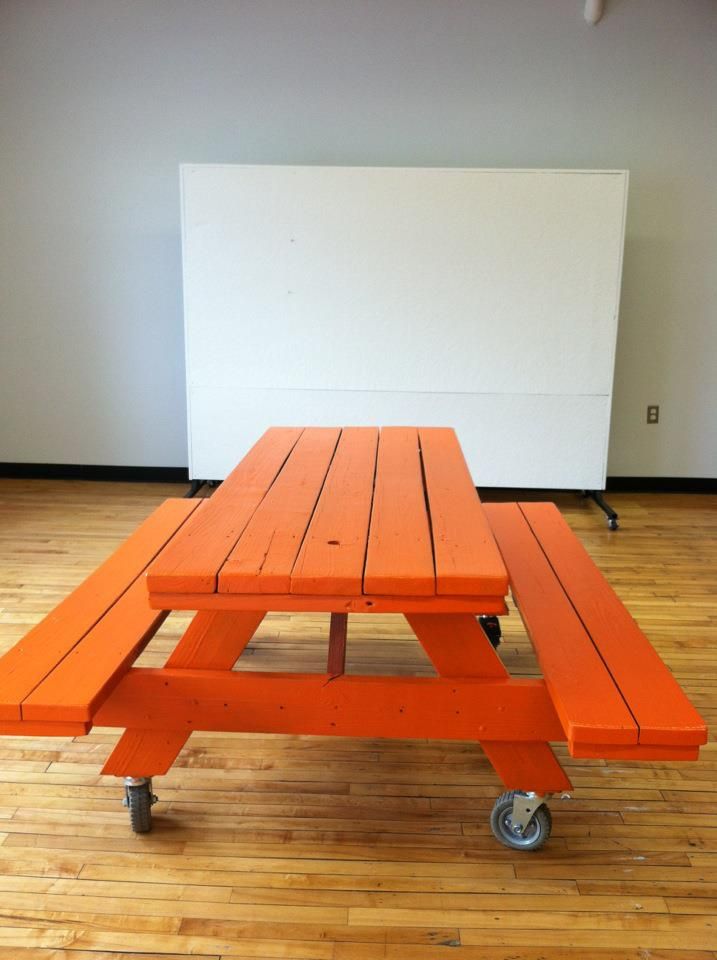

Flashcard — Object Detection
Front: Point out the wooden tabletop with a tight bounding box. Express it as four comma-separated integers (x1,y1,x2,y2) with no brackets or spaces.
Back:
146,427,509,611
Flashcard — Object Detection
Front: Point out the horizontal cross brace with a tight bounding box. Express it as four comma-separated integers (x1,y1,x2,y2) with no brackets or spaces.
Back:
90,668,566,742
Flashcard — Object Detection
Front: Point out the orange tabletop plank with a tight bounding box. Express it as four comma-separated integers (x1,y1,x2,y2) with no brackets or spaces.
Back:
291,427,379,595
363,427,436,596
147,426,511,608
419,427,508,596
146,427,303,594
218,428,340,593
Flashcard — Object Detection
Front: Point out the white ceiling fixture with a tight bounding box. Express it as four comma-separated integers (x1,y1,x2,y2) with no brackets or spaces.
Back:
584,0,605,25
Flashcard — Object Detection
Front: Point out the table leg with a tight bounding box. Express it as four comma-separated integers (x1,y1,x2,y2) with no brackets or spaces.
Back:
406,614,571,794
102,610,265,776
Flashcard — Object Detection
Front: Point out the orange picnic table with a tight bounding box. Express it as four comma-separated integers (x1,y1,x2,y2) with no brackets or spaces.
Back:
0,427,707,848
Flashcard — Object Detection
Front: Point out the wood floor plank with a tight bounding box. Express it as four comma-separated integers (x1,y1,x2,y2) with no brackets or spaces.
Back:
0,479,715,960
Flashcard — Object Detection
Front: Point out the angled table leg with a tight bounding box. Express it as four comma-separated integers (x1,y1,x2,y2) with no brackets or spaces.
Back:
102,610,265,777
406,614,571,794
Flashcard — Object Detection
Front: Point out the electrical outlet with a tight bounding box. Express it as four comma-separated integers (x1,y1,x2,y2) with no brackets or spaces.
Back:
647,405,660,424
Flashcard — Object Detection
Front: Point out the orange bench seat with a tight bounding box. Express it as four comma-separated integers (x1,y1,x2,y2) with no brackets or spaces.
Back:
0,498,201,732
484,502,707,759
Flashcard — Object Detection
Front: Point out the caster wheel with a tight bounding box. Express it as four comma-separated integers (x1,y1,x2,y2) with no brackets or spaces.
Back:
490,791,552,851
479,615,502,649
125,780,155,833
608,518,619,530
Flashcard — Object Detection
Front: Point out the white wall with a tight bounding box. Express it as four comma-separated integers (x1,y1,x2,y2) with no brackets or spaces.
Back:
1,0,715,477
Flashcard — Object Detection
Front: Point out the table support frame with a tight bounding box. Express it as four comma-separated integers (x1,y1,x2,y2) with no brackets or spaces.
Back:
100,611,572,795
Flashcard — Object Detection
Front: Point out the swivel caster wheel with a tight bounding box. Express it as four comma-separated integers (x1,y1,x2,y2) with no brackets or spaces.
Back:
123,777,157,833
490,790,552,851
479,615,502,649
607,517,619,531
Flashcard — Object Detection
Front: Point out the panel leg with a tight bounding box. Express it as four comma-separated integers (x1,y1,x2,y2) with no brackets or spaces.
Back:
481,741,572,794
406,613,572,795
406,614,508,678
102,611,265,776
582,489,619,530
184,479,206,498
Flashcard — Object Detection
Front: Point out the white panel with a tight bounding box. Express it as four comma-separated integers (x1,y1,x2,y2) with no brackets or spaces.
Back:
182,165,627,486
189,386,610,490
183,166,627,397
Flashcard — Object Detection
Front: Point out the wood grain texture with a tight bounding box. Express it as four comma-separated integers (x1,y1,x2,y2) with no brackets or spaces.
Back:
21,578,168,723
519,501,707,748
0,498,199,721
146,427,303,594
218,427,340,593
94,668,564,742
291,427,379,596
406,613,508,679
101,611,265,778
419,427,508,596
363,428,435,596
0,479,714,960
484,502,639,748
148,426,514,606
146,591,509,615
327,614,348,677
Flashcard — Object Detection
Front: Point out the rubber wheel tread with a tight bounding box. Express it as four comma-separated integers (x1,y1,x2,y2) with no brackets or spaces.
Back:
127,784,152,833
490,790,552,851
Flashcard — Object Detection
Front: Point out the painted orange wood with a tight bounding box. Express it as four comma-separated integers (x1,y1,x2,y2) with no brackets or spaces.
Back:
418,427,508,597
363,428,435,596
290,427,378,595
101,610,265,777
570,742,700,761
0,719,89,736
480,741,573,794
406,614,508,679
327,613,348,677
483,502,638,748
0,498,200,721
218,428,340,593
147,591,508,615
94,668,567,742
146,427,303,594
164,610,265,669
100,728,190,777
21,578,169,723
407,609,570,795
519,502,708,748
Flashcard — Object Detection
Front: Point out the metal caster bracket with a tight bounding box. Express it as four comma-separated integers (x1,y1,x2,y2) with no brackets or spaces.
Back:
510,791,549,835
122,776,158,806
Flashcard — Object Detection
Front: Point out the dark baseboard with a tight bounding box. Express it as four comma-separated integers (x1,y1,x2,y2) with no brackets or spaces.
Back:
605,476,717,493
0,463,189,483
1,464,714,494
479,477,717,497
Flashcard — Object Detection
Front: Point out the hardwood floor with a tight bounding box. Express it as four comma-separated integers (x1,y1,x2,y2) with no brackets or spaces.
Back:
0,478,715,959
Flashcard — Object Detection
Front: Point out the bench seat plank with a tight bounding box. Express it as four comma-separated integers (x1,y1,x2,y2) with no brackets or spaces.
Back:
483,502,638,748
22,578,169,723
146,427,303,594
419,427,508,596
519,502,707,747
570,742,700,761
218,428,340,593
0,498,200,722
363,428,435,596
291,427,379,595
